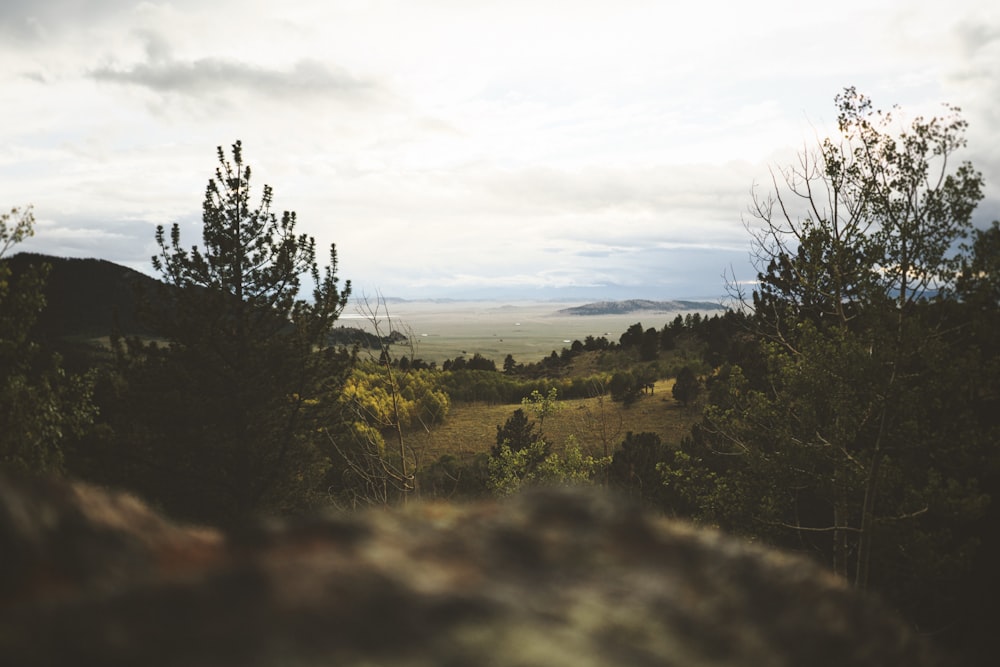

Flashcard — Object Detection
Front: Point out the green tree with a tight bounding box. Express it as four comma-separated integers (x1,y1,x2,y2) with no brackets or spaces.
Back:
639,327,660,361
493,408,541,457
956,220,1000,307
502,353,518,374
522,387,561,438
666,89,989,632
609,431,669,507
608,370,640,405
488,436,608,497
671,366,700,406
619,322,644,349
111,142,353,523
489,389,572,495
0,206,96,474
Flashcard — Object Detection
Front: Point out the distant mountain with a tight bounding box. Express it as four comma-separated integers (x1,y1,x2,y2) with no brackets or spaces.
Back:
556,299,725,316
3,253,164,339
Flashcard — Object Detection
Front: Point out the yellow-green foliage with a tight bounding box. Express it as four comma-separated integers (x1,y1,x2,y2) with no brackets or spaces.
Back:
487,389,618,496
342,364,451,431
488,436,611,497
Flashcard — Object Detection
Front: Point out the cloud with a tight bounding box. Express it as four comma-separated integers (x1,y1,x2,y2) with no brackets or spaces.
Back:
946,21,1000,172
369,241,748,300
4,0,998,302
89,45,381,103
296,155,766,300
17,212,161,273
0,0,138,42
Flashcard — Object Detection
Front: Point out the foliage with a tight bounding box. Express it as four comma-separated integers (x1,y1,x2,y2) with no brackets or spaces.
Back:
955,220,1000,307
331,359,450,507
488,436,609,497
440,312,747,402
420,453,492,500
535,436,610,486
608,371,639,404
487,439,550,496
488,389,606,495
439,369,611,404
328,295,460,506
493,408,541,457
607,366,657,405
663,89,990,637
342,364,450,432
671,366,700,406
0,207,96,474
102,142,353,524
502,353,518,374
521,387,561,436
608,431,670,508
322,420,395,509
443,353,496,372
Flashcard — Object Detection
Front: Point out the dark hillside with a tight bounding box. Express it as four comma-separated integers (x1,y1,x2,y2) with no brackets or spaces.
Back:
3,253,163,339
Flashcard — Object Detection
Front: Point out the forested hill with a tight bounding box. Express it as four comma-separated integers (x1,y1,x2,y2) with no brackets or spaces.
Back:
3,253,411,349
3,253,163,339
557,299,724,316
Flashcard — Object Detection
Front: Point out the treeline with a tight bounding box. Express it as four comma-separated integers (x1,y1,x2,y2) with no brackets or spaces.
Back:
424,310,750,404
328,326,408,349
439,370,607,403
501,310,750,378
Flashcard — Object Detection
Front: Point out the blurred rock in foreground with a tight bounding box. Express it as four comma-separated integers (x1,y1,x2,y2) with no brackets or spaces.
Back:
0,475,948,666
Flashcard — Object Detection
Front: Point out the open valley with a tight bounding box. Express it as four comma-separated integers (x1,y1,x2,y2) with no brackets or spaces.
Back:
340,300,724,365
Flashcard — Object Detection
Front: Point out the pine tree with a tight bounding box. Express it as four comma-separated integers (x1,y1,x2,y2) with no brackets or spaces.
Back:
114,142,353,523
671,366,700,406
493,408,540,457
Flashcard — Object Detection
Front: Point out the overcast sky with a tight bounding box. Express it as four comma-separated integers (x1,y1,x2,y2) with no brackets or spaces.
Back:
2,0,998,300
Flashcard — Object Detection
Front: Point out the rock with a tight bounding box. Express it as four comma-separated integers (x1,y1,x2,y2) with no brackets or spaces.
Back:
0,474,947,666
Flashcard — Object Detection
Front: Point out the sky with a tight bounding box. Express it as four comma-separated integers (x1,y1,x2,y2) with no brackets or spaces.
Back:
2,0,999,301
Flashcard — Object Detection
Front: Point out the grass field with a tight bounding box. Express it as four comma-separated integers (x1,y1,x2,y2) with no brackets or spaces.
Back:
408,378,700,468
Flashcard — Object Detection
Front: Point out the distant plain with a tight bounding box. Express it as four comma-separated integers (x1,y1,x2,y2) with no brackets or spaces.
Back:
340,300,724,365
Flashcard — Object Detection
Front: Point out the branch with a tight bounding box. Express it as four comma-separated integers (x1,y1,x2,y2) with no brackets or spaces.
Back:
762,520,863,534
879,506,929,523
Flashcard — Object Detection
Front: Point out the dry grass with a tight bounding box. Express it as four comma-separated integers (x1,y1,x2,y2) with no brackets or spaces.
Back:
409,379,699,467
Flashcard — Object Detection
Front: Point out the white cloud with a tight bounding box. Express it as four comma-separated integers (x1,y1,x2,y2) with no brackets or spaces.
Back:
87,29,385,107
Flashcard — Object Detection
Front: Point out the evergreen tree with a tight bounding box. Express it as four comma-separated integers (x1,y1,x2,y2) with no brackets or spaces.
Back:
671,366,700,406
619,322,644,349
639,327,660,361
503,354,517,374
111,142,352,523
608,370,640,405
493,408,540,457
609,431,668,506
